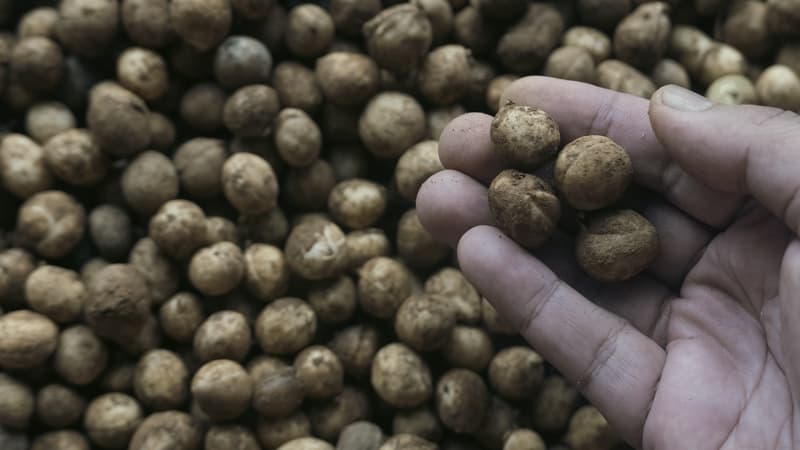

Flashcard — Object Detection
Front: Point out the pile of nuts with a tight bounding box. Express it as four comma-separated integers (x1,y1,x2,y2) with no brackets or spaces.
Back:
0,1,796,450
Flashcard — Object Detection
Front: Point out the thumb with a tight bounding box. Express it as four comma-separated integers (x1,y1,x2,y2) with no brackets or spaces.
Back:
649,85,800,234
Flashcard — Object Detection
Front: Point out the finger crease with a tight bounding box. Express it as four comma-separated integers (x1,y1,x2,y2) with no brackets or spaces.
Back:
647,293,673,346
659,162,683,200
587,92,617,138
575,320,626,392
520,278,563,336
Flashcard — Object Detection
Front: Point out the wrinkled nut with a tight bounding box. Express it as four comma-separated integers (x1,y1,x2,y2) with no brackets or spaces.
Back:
596,59,656,98
706,74,758,105
613,2,671,69
308,276,357,324
158,292,204,343
133,349,189,411
170,0,232,51
274,108,322,167
57,0,119,57
129,411,204,450
316,52,381,107
359,92,426,158
564,406,620,450
188,242,245,296
755,65,800,112
345,228,391,270
497,4,564,74
395,294,456,351
563,26,612,63
329,324,381,378
491,105,560,169
85,264,151,341
293,345,344,399
309,387,371,441
286,4,335,59
488,170,561,249
544,46,596,83
363,4,433,75
16,190,86,259
149,200,208,260
194,310,252,362
191,359,253,421
489,347,545,401
554,135,633,211
0,248,36,305
84,393,143,449
328,179,387,230
418,44,473,105
129,238,180,305
0,310,58,369
436,369,489,433
43,129,109,186
87,83,151,158
575,209,659,282
25,265,86,323
54,325,108,386
117,47,169,101
223,85,282,139
358,257,414,318
371,343,433,408
255,298,317,355
222,152,279,215
0,134,52,199
284,218,348,280
441,326,494,371
424,267,481,324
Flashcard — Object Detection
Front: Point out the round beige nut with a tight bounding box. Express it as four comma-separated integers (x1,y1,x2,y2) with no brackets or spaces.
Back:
396,208,449,269
436,369,489,433
43,129,109,186
158,292,204,343
84,393,143,449
308,276,357,324
252,367,304,419
503,429,546,450
133,349,189,411
193,310,252,362
371,343,432,408
358,92,426,158
244,244,289,301
564,406,620,450
293,346,344,399
87,83,151,158
277,437,334,450
121,0,171,48
170,0,231,51
223,84,281,138
24,265,85,323
651,59,691,89
35,384,85,428
554,135,633,211
84,264,151,341
418,44,473,105
172,138,227,200
188,242,245,296
706,74,758,105
490,105,560,169
255,298,317,355
441,326,494,371
274,108,322,167
394,294,455,351
363,4,432,75
273,61,323,113
0,310,57,369
148,200,208,260
612,2,671,69
699,44,747,87
544,46,596,83
222,152,279,215
424,267,481,323
192,359,253,421
358,257,414,319
563,26,612,63
129,411,204,450
0,374,34,428
0,134,53,198
25,101,76,144
213,35,272,89
489,346,545,401
121,151,179,217
117,47,169,101
576,209,659,282
16,190,86,259
10,36,63,92
54,325,108,385
394,140,443,202
488,170,561,249
284,218,348,281
286,4,335,59
756,65,800,112
316,52,381,107
329,324,381,378
596,60,656,98
328,179,387,230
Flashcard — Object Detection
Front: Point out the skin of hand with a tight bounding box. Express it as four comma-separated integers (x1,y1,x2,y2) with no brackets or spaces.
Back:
416,76,800,450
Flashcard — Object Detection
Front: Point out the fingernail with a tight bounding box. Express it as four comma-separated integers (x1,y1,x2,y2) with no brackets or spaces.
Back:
659,85,712,112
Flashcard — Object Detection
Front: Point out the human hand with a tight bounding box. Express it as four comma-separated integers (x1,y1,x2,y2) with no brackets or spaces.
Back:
416,76,800,450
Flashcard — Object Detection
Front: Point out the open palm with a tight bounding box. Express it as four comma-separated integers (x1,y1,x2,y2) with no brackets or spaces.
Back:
416,77,800,449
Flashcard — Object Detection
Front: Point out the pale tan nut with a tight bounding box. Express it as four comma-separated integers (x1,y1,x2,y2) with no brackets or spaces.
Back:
441,326,494,371
122,151,179,217
18,7,59,38
426,105,466,141
87,83,151,158
418,44,473,105
395,142,443,206
25,101,76,143
766,0,800,39
0,310,57,369
328,179,387,230
698,44,747,87
345,228,391,270
129,238,180,305
274,108,321,167
424,267,481,324
668,25,713,75
286,4,334,59
379,434,436,450
706,74,758,105
16,190,86,259
121,0,172,48
223,85,281,139
117,47,169,101
255,298,317,355
358,257,414,319
316,52,381,107
554,135,633,211
488,347,545,401
309,276,357,324
84,264,151,341
133,349,188,411
244,244,289,302
35,384,85,428
309,386,371,441
413,0,453,45
278,437,334,450
563,26,612,63
612,2,670,70
252,367,305,419
564,406,620,450
497,4,564,74
257,412,312,450
10,36,63,92
359,92,426,158
329,324,381,378
756,65,800,112
596,59,656,98
188,242,245,296
371,343,432,408
284,218,348,280
490,105,560,170
363,4,432,75
24,265,85,323
180,83,225,132
206,425,261,450
397,208,450,269
129,411,204,450
273,62,323,113
392,407,441,442
503,429,545,450
222,152,279,215
0,374,34,428
89,205,133,261
337,421,385,450
650,59,690,89
192,359,253,421
194,310,252,362
487,170,560,249
0,248,36,306
330,0,381,36
395,294,455,351
43,128,109,186
148,200,208,260
239,207,290,246
170,0,231,50
57,0,118,57
31,431,89,450
544,46,596,83
576,209,659,282
54,325,108,385
436,369,489,433
214,36,272,89
172,138,227,200
284,160,338,211
0,134,53,198
84,393,143,449
158,291,204,343
294,345,344,399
